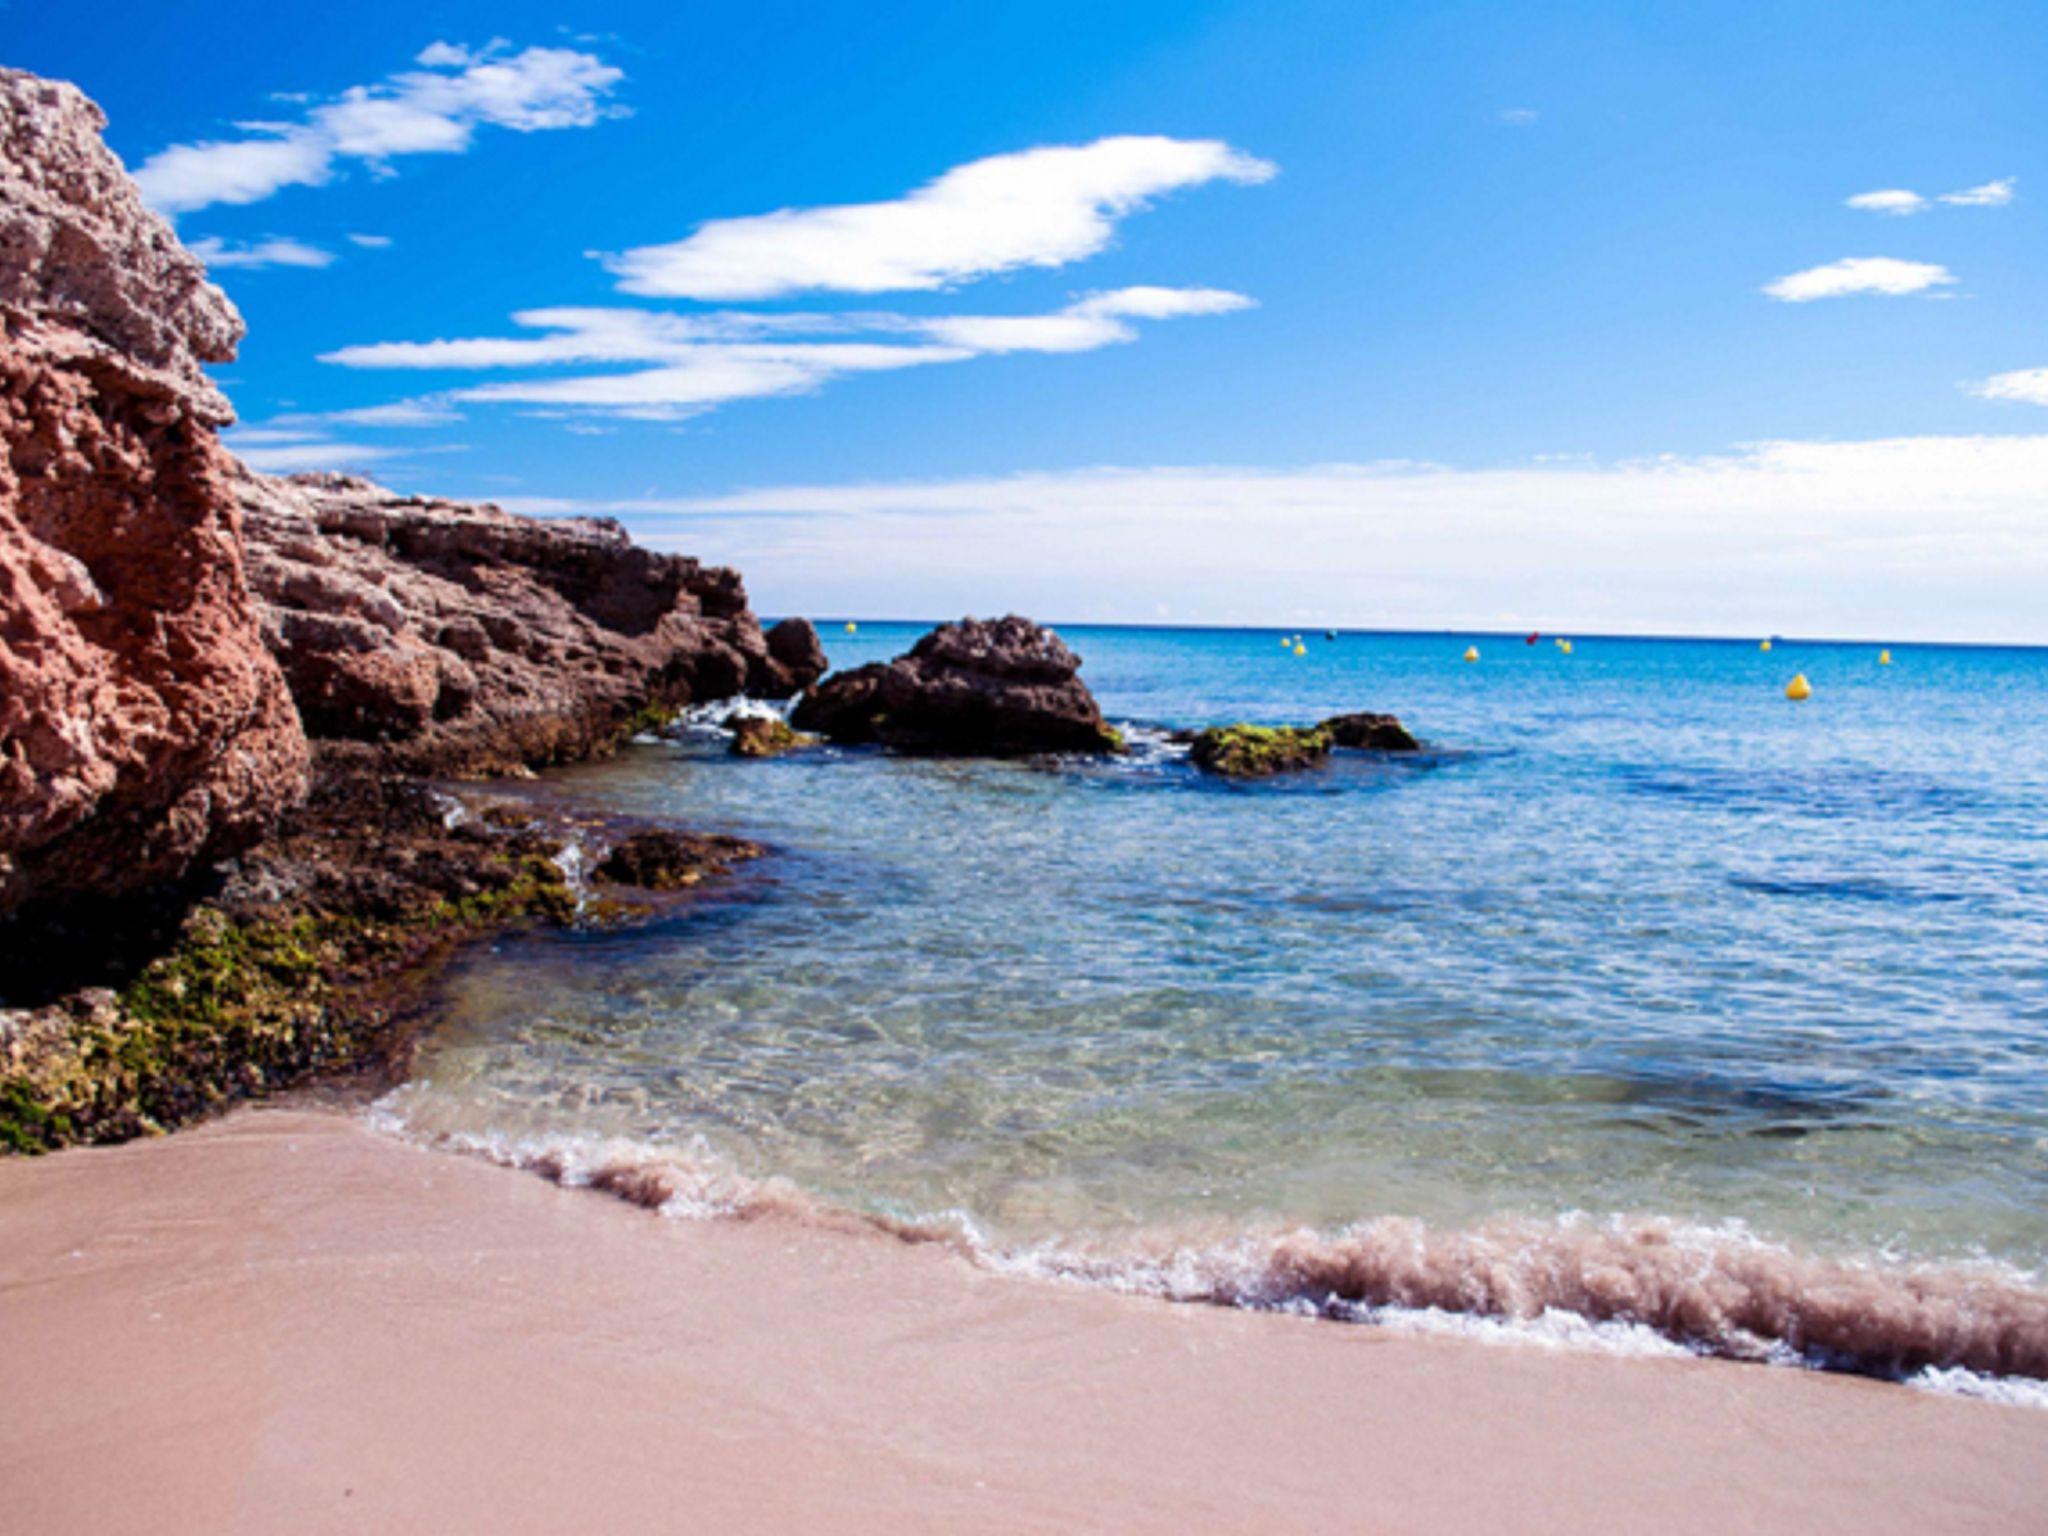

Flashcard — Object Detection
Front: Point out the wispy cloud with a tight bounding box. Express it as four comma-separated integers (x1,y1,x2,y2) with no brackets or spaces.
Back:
1497,108,1539,126
1844,189,1927,216
1939,176,2015,207
272,399,466,428
188,235,336,270
347,232,395,249
1846,177,2015,215
598,136,1275,300
320,288,1254,419
484,435,2048,641
132,41,624,215
226,432,409,472
1763,256,1955,302
1970,367,2048,407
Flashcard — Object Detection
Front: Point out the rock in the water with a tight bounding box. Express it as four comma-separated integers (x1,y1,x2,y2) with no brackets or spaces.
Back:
0,69,308,916
592,830,762,890
791,615,1120,756
729,716,816,758
1319,712,1420,752
1190,724,1332,777
765,616,827,682
240,468,826,777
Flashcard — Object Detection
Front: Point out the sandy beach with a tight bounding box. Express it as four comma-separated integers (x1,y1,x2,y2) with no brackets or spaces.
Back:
1,1107,2041,1536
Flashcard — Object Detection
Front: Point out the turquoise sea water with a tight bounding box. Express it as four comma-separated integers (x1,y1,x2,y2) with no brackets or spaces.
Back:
382,625,2048,1378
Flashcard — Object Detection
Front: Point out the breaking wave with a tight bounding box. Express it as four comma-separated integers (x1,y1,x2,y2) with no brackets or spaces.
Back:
365,1099,2048,1404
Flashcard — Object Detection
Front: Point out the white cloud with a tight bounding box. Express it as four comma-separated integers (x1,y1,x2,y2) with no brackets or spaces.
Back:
1497,108,1539,126
1939,176,2015,207
497,435,2048,642
599,136,1275,299
347,233,395,248
225,432,409,472
1763,256,1955,302
1970,367,2048,407
188,235,336,270
1845,188,1927,216
1844,178,2014,215
921,287,1254,355
132,42,623,214
320,287,1253,417
271,399,465,428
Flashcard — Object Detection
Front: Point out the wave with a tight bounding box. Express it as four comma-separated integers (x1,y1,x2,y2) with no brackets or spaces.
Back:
364,1098,2048,1404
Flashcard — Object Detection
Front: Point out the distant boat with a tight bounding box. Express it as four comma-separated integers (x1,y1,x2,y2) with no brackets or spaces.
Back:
1324,629,1337,641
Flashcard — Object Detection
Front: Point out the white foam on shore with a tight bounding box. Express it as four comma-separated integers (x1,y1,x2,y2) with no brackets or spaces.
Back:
364,1094,2048,1405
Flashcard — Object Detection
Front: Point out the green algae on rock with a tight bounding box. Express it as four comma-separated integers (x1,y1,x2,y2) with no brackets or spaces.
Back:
0,780,581,1153
729,716,819,758
1190,724,1333,778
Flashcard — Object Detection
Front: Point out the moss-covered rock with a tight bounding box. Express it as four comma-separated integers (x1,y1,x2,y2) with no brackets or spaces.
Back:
729,716,818,758
1189,724,1333,778
0,842,577,1153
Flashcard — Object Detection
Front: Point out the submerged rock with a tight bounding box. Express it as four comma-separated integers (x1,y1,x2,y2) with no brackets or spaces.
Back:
792,615,1121,756
1318,712,1420,752
592,830,763,891
241,469,826,778
729,716,816,758
1190,724,1333,778
0,69,308,917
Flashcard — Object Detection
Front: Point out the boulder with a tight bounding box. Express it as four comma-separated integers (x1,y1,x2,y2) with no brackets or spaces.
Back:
0,69,308,917
1319,712,1420,752
729,716,816,758
764,616,827,682
791,615,1120,756
1190,725,1332,778
240,468,827,777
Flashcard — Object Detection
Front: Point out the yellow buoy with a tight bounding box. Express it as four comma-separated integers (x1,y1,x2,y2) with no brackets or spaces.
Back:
1280,635,1292,647
1785,673,1811,701
1293,643,1308,657
1463,645,1480,663
844,620,858,634
1760,639,1773,652
1879,649,1892,665
1558,639,1573,655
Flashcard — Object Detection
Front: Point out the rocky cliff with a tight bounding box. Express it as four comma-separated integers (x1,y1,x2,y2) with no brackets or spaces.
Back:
0,68,307,916
240,468,824,777
0,67,821,1149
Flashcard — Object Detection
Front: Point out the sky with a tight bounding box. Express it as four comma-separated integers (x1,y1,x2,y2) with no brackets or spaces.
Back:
9,0,2048,640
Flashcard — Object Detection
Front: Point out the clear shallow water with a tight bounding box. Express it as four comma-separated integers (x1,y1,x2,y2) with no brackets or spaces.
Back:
382,625,2048,1376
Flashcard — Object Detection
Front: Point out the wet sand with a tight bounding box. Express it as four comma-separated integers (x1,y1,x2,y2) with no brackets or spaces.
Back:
0,1109,2042,1535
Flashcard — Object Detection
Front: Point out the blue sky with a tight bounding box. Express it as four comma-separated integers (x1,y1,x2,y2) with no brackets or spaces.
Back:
10,1,2047,638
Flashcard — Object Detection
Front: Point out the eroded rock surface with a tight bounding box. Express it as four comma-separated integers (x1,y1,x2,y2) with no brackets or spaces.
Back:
240,469,825,777
792,615,1119,756
0,68,308,916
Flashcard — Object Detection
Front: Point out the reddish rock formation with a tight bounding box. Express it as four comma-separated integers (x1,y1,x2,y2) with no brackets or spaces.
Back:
0,69,308,916
792,615,1120,755
239,469,825,777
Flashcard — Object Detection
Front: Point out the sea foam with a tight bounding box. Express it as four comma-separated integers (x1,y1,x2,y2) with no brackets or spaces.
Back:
366,1094,2048,1402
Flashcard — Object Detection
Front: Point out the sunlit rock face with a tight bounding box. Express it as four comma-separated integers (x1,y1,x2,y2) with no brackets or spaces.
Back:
0,68,307,916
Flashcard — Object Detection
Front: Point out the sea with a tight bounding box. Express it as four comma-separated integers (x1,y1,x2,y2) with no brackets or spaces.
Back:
371,623,2048,1400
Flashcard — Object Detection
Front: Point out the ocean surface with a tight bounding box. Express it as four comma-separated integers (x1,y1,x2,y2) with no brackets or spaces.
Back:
376,624,2048,1390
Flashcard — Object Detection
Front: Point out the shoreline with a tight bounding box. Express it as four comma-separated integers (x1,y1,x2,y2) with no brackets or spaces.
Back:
3,1107,2043,1535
